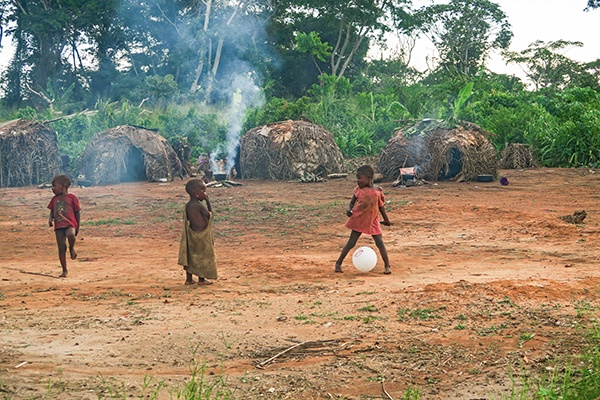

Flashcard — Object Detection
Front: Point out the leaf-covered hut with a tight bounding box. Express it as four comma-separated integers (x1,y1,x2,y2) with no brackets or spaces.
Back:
0,119,62,188
378,119,498,181
240,120,345,181
77,125,182,185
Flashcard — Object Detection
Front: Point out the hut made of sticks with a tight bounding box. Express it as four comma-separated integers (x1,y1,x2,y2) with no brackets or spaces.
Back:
77,125,182,185
240,120,345,180
378,119,498,181
0,119,62,188
500,143,537,169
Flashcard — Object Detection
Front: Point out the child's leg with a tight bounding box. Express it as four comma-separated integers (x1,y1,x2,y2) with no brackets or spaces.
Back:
55,229,68,277
185,272,195,285
373,235,391,274
65,227,77,260
198,277,213,285
335,230,362,272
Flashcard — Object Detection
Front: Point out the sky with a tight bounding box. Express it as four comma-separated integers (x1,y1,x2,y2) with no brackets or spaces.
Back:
0,0,598,80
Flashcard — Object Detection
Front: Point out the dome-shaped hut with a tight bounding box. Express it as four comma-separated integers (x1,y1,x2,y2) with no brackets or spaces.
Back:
240,120,345,181
378,119,498,182
0,119,62,187
77,125,182,185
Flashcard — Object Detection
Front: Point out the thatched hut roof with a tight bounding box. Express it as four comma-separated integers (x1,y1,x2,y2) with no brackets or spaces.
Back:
77,125,182,185
0,119,62,188
240,120,345,181
378,119,498,182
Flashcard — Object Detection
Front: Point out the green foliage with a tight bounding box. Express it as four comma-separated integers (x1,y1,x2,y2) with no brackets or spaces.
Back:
16,106,38,120
296,31,332,63
49,101,227,164
446,81,474,126
469,90,549,149
504,40,590,90
155,107,228,158
528,88,600,167
145,75,180,108
416,0,513,77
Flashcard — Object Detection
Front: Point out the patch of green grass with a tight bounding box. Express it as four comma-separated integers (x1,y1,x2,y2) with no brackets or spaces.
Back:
498,296,517,307
362,316,382,323
355,291,376,296
397,307,441,321
518,332,535,348
385,200,412,211
357,304,378,312
294,314,309,321
454,323,466,330
83,218,136,226
504,327,600,400
475,323,507,336
402,386,421,400
575,299,593,318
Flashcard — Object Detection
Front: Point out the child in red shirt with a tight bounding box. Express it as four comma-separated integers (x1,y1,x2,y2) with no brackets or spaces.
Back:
335,165,392,274
48,175,81,277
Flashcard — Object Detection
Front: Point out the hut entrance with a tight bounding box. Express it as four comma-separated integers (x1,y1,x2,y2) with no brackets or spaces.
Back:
123,146,147,182
438,148,463,180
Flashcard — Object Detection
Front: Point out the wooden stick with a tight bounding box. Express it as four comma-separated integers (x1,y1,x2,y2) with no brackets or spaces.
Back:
18,270,60,279
256,341,308,369
2,266,60,279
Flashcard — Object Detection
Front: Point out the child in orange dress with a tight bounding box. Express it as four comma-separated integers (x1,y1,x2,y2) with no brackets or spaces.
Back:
335,165,392,274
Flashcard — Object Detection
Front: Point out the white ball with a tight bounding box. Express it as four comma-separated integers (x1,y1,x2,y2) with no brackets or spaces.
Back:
352,246,377,272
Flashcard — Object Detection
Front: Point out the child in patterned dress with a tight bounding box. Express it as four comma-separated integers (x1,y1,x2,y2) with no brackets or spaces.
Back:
335,165,392,274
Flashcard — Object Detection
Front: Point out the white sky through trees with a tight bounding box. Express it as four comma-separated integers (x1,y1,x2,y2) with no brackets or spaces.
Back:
386,0,600,77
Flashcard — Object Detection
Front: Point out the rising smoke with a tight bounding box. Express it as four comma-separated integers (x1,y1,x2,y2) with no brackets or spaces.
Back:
209,68,265,175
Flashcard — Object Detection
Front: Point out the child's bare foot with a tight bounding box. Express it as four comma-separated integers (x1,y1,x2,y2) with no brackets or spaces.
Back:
198,278,213,285
335,264,343,273
185,280,195,285
59,271,68,278
383,266,392,274
69,247,77,260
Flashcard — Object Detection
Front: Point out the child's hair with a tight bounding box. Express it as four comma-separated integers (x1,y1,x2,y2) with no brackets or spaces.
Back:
52,174,71,188
185,179,205,195
356,165,375,179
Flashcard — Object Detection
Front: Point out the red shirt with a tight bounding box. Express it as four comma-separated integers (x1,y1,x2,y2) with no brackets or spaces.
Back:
48,193,81,230
345,186,385,235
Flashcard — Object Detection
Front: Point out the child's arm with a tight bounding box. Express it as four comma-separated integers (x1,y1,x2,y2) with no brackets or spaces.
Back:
75,210,80,235
204,194,213,213
379,205,392,226
48,210,54,227
346,195,357,217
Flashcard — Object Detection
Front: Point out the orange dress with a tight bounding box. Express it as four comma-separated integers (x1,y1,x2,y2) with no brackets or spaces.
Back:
345,186,385,235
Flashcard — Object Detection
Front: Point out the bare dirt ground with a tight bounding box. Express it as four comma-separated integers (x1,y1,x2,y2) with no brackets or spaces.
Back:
1,168,599,399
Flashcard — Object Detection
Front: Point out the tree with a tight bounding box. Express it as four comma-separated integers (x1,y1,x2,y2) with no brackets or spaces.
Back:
416,0,512,77
586,0,600,10
0,0,122,110
504,40,595,90
269,0,412,96
126,0,271,102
